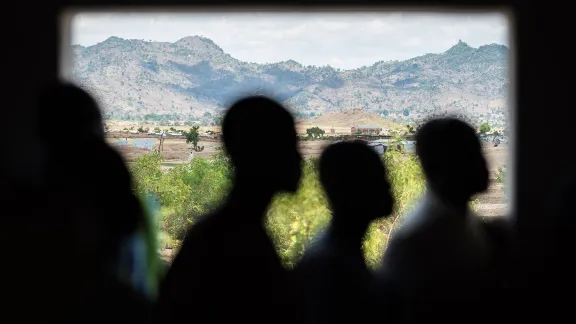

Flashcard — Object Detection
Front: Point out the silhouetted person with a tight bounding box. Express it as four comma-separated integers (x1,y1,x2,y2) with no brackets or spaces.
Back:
551,175,576,258
542,176,576,312
34,83,151,321
156,96,304,322
379,118,497,324
294,141,395,323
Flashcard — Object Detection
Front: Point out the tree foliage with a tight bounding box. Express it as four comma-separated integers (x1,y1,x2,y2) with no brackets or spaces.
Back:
479,122,491,134
306,126,325,139
406,124,420,135
131,151,231,240
266,158,331,268
130,141,479,269
184,126,202,151
364,142,426,268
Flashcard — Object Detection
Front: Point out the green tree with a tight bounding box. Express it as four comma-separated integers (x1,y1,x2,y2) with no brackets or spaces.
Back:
184,126,203,152
130,153,164,198
406,124,419,134
130,151,232,240
479,122,492,134
266,158,330,268
363,141,426,268
154,127,161,133
306,126,325,139
130,139,480,270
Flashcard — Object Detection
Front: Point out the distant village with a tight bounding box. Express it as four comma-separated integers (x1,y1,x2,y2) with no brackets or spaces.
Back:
105,122,507,159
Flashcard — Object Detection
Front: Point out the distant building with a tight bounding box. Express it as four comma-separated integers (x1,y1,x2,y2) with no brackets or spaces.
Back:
351,126,382,135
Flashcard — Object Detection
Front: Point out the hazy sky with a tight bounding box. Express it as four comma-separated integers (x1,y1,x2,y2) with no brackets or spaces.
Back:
71,11,509,70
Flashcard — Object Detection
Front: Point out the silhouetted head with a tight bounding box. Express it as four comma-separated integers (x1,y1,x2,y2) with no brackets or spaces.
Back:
320,141,393,223
37,82,104,141
416,118,489,205
223,96,302,194
50,142,143,270
36,83,142,269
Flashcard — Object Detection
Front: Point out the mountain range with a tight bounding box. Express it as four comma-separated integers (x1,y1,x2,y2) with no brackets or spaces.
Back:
71,36,509,127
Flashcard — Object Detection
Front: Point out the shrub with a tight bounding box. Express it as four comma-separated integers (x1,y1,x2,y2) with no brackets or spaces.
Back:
496,164,507,184
364,142,426,268
266,158,331,268
130,140,479,270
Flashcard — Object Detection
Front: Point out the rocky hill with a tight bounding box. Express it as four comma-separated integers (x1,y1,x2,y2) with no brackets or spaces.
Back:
72,36,509,127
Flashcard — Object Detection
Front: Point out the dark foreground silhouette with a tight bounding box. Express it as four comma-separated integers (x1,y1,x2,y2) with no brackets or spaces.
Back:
379,118,500,324
156,96,305,322
35,83,151,321
12,86,520,323
540,176,576,317
294,141,395,323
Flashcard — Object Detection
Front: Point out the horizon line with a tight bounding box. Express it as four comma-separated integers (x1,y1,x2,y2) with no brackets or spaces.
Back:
72,35,508,70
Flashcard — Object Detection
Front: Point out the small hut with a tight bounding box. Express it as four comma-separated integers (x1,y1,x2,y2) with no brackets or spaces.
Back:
351,126,382,135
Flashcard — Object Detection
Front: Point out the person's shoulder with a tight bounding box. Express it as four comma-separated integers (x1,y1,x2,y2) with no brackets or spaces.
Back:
384,232,415,261
298,244,331,268
382,225,435,272
178,211,235,254
388,220,429,249
295,236,337,272
179,214,215,246
76,275,152,321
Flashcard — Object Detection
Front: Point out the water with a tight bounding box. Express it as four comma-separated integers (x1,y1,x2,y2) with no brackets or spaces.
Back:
132,139,156,150
370,139,416,153
112,139,155,150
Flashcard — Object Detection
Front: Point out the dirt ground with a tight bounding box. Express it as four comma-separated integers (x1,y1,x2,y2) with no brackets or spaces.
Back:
297,109,403,134
476,143,509,217
111,138,509,217
110,138,336,163
108,138,221,163
112,138,507,171
104,120,220,133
